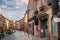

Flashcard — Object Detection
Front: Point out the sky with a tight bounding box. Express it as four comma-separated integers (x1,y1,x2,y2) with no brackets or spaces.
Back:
0,0,28,22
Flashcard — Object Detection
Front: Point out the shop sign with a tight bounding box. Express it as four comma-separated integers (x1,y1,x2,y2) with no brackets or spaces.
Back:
54,18,60,22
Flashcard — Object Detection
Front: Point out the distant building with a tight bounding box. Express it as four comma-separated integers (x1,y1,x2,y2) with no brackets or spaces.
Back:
0,14,11,31
9,20,14,30
14,21,20,30
14,18,24,31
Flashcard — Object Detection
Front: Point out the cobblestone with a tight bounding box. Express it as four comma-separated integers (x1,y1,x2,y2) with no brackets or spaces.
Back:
1,31,48,40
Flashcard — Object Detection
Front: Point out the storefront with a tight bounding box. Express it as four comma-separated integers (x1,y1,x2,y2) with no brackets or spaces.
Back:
38,13,49,38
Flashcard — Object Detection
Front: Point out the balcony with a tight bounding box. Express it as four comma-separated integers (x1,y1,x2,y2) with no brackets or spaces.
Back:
47,1,51,6
39,5,45,11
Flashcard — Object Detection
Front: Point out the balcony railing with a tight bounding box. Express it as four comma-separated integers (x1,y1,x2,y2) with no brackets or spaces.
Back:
39,5,45,11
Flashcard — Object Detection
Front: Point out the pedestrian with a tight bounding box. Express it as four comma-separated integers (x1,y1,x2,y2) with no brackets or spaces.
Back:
28,27,32,40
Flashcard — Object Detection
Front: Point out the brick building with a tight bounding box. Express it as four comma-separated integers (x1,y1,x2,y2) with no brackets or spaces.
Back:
0,14,6,30
15,21,20,30
19,18,24,31
0,14,11,31
26,0,60,40
9,20,14,31
14,18,24,31
24,12,28,33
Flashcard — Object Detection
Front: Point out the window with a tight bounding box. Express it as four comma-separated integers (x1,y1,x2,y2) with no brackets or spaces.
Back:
58,0,60,10
58,2,60,6
41,0,44,5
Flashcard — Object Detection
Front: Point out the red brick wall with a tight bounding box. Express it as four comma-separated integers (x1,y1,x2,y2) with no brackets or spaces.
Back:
58,22,60,39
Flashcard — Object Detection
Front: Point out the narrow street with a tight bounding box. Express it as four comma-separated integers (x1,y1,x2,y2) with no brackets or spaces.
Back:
1,30,47,40
1,31,29,40
0,0,60,40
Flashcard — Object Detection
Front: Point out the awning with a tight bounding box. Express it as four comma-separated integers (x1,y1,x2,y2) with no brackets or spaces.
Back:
38,13,48,20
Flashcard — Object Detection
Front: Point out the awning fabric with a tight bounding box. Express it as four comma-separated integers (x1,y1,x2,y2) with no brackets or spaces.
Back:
38,13,48,20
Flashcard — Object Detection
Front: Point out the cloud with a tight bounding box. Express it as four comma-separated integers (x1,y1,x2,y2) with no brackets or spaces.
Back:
0,5,7,8
0,0,28,21
2,0,28,9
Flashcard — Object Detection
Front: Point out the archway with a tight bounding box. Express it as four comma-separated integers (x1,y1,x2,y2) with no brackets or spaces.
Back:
39,13,49,38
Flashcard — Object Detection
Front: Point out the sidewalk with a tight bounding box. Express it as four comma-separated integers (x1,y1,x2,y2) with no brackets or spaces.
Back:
1,31,48,40
1,31,29,40
24,33,48,40
32,36,48,40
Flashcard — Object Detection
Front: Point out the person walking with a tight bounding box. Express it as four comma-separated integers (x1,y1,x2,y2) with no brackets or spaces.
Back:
28,27,32,40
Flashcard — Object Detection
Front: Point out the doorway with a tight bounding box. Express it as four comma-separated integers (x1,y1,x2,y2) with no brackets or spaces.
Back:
40,16,49,40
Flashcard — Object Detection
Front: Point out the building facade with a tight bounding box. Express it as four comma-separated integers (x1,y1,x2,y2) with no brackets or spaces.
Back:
24,12,29,33
0,14,11,31
19,18,24,31
27,0,60,40
14,18,24,31
0,14,6,30
8,20,14,31
15,21,20,30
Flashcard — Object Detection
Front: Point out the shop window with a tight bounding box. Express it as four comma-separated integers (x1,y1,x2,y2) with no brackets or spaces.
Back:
41,18,47,29
52,18,58,37
47,0,52,6
41,0,44,5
